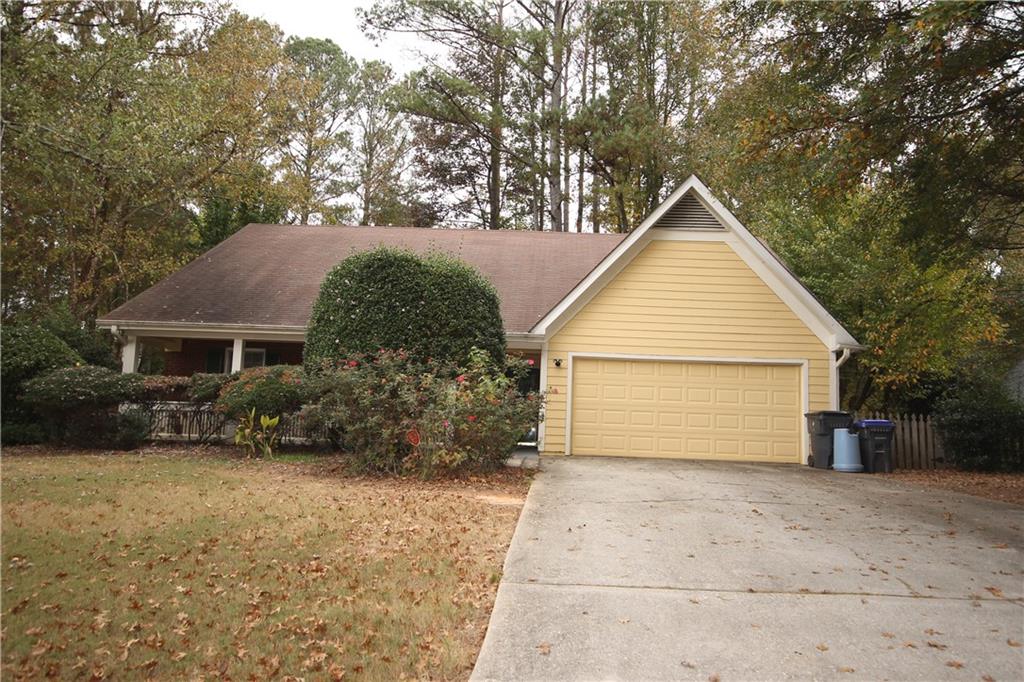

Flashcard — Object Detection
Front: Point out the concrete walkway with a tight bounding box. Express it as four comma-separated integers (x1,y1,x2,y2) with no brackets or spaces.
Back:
472,457,1024,681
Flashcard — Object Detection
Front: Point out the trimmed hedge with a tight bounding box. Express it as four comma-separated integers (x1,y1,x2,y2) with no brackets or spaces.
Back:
23,365,147,448
304,248,505,370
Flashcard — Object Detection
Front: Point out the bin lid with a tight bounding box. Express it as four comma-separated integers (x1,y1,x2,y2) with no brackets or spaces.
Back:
855,419,894,427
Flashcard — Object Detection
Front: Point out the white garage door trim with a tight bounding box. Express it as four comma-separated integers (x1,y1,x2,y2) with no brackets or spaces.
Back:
565,352,810,463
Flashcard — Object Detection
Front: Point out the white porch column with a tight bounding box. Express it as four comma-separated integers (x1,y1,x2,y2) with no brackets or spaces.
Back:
121,335,139,374
231,338,244,373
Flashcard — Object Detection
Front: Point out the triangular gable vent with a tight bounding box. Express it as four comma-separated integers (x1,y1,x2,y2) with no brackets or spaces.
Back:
654,191,724,230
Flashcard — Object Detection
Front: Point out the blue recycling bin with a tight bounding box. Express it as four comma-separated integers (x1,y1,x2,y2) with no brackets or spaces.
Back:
855,419,895,473
832,428,864,472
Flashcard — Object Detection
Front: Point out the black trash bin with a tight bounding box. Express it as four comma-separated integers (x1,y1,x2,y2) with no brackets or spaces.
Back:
805,411,854,469
855,419,895,473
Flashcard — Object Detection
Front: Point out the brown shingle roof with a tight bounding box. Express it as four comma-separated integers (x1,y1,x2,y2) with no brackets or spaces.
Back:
99,224,625,333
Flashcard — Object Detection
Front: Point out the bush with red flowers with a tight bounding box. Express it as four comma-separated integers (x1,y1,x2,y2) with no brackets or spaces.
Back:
302,348,542,476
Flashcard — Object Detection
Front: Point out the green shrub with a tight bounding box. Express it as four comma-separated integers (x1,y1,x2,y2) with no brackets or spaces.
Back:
23,365,145,447
1,421,47,445
188,372,234,403
112,408,153,450
1,324,84,442
933,379,1024,471
215,365,307,419
33,304,118,369
306,349,542,475
139,375,192,402
304,350,435,472
415,350,542,475
2,324,83,393
304,248,505,371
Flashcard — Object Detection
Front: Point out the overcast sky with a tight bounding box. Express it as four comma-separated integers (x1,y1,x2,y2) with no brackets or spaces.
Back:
232,0,421,72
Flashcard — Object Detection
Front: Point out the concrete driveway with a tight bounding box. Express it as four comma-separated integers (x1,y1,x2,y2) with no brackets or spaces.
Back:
472,457,1024,681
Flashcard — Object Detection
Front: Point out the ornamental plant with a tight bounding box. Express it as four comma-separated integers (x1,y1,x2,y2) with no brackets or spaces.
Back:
215,365,307,419
302,348,542,476
415,350,543,475
303,247,506,371
234,408,281,458
303,349,444,473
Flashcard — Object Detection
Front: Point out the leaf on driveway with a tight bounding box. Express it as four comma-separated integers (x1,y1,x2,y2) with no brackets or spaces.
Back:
536,642,551,656
815,643,829,652
945,660,964,669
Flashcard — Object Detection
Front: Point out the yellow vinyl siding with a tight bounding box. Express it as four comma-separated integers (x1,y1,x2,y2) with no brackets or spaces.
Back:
543,239,832,457
571,358,802,461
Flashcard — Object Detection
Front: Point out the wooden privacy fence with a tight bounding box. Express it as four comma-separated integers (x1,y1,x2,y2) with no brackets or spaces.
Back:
864,413,945,470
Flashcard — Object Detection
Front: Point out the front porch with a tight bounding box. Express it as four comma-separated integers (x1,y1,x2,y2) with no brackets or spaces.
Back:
118,333,541,378
120,335,305,375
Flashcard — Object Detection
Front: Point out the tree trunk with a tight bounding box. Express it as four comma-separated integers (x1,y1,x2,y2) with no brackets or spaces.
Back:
547,0,565,232
575,9,589,233
561,28,571,233
487,2,504,230
589,37,600,233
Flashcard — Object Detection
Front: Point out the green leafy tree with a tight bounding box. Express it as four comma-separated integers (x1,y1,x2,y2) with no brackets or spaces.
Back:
351,61,419,226
278,37,358,224
1,2,292,321
727,0,1023,255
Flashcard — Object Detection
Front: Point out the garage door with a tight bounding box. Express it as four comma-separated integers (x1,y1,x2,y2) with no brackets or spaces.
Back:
570,358,802,461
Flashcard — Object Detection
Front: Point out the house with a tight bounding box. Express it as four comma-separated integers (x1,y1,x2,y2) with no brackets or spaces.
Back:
98,176,861,463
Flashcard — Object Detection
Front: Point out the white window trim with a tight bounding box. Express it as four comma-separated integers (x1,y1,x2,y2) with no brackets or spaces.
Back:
564,352,810,464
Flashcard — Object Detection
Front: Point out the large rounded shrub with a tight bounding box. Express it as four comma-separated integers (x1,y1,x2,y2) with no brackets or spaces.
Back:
304,248,505,370
2,324,83,391
1,324,84,443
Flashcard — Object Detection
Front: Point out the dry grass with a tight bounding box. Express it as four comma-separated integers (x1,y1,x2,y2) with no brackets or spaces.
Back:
1,445,531,680
879,469,1024,506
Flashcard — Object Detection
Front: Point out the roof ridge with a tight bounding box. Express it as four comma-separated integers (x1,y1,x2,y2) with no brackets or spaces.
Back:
243,223,625,236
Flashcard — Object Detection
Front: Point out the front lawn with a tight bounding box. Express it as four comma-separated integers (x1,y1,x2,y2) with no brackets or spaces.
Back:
1,446,530,679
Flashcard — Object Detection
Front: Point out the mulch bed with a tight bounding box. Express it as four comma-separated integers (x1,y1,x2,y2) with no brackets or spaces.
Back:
879,469,1024,506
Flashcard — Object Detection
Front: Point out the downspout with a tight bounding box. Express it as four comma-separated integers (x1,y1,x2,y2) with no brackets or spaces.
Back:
831,347,852,413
